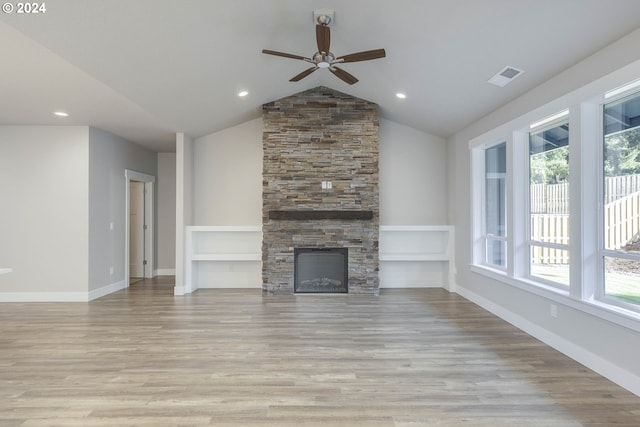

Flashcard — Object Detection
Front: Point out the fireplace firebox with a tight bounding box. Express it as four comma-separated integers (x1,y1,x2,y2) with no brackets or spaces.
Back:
294,248,348,293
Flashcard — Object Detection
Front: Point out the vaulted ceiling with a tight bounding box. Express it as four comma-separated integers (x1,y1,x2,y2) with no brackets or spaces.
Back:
2,0,640,152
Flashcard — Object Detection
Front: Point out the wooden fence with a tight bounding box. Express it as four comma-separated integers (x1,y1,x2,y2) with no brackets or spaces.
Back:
530,174,640,264
604,191,640,250
530,183,569,214
530,214,570,264
605,174,640,204
531,174,640,214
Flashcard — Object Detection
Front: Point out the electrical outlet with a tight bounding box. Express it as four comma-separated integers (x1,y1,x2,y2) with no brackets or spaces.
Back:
109,266,114,276
550,304,557,318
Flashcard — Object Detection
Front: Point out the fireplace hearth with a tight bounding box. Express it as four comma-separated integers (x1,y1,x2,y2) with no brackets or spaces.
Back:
294,248,348,293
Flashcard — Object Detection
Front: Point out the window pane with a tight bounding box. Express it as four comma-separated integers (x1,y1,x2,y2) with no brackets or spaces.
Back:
530,246,570,286
603,91,640,309
485,143,506,237
486,238,506,267
603,92,640,254
530,122,569,219
485,143,507,267
604,256,640,305
529,121,570,286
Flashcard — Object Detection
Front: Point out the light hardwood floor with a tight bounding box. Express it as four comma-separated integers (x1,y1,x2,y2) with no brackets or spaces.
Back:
1,277,639,426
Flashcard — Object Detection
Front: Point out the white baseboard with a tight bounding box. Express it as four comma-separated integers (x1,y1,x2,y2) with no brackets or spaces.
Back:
0,292,89,302
380,281,443,288
454,284,640,397
88,279,127,301
155,268,175,276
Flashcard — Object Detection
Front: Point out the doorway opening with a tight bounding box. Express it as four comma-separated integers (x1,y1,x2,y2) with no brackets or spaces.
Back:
125,170,155,287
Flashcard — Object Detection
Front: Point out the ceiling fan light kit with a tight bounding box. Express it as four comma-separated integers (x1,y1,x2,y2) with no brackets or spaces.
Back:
262,10,385,85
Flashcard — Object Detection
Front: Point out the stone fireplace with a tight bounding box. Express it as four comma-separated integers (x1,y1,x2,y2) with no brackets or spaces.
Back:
262,87,379,295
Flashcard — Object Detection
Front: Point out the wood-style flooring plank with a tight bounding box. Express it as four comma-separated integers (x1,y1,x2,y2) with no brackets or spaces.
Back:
0,277,639,426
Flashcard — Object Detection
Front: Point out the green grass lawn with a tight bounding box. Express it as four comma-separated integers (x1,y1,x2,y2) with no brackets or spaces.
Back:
531,264,640,305
605,272,640,305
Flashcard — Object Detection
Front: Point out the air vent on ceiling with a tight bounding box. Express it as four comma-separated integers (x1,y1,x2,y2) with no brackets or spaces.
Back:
488,66,524,87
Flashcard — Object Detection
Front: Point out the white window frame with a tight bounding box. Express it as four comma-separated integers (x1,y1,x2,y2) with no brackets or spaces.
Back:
598,88,640,312
471,139,508,273
526,114,571,289
469,57,640,332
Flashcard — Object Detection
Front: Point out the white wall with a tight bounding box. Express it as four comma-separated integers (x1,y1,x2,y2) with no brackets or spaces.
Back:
448,28,640,394
379,118,448,225
0,126,89,299
157,153,176,274
88,127,157,295
185,114,450,290
191,116,449,226
193,117,263,225
175,133,194,294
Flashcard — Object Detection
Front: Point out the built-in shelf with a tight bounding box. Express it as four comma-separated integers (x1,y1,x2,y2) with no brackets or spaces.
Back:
184,226,262,293
191,253,261,262
379,253,450,262
0,268,12,275
379,225,455,289
179,225,455,293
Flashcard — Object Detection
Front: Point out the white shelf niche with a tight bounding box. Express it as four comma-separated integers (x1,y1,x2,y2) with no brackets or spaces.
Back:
379,225,455,290
185,226,262,292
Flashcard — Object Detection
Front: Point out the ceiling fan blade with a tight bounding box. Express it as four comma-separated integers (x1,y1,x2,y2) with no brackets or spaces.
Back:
262,49,308,61
330,67,359,85
336,49,386,63
316,24,331,54
289,67,318,82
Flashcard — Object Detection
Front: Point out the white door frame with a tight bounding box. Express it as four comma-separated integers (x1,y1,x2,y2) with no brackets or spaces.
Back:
125,169,155,286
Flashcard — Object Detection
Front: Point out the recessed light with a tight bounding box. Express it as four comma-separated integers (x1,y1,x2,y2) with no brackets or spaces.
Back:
396,93,406,99
238,91,249,97
53,111,69,117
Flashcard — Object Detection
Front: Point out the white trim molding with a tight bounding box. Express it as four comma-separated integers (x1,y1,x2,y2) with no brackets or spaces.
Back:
455,284,640,397
88,280,127,301
125,169,156,288
0,292,89,302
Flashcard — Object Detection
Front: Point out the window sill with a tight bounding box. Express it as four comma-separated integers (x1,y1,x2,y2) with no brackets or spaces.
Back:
469,264,640,333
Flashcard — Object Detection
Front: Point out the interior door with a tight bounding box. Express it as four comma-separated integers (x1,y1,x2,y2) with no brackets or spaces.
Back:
129,181,145,278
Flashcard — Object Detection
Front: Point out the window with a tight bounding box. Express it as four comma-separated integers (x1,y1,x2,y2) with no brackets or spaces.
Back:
602,91,640,308
484,142,507,268
529,117,570,287
470,71,640,322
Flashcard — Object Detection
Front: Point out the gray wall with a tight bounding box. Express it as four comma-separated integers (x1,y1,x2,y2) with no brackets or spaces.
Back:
448,28,640,392
88,127,157,292
0,126,89,297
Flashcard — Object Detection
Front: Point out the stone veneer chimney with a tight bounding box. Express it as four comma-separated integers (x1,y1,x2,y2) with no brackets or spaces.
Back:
262,87,380,295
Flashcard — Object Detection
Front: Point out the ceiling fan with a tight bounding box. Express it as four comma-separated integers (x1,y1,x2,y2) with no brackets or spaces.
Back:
262,14,386,85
